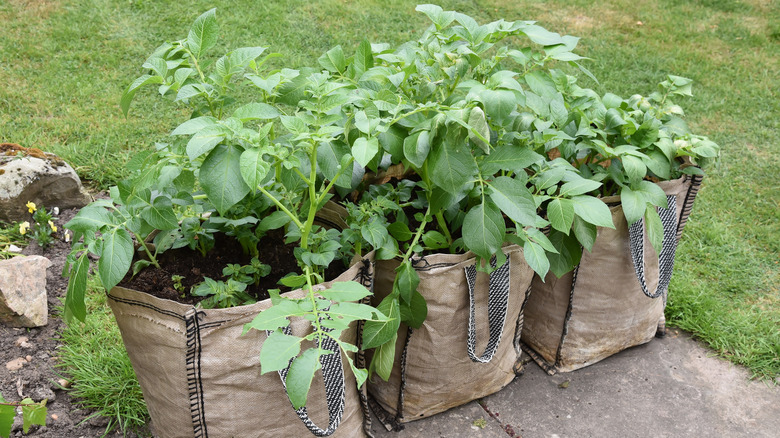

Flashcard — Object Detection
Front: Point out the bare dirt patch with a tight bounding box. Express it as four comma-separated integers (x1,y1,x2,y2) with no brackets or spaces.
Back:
0,207,148,437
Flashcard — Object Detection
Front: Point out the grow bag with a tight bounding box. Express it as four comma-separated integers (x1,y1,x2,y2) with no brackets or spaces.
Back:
107,255,375,438
367,245,534,427
521,175,703,374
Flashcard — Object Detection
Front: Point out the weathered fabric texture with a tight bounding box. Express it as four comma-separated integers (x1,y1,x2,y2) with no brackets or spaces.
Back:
108,256,374,438
521,175,701,374
367,246,534,424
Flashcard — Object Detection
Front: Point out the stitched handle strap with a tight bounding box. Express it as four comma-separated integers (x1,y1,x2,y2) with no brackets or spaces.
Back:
464,255,511,363
628,195,679,299
274,320,346,437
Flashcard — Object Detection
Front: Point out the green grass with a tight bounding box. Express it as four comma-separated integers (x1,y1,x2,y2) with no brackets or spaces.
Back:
57,276,149,435
1,1,777,427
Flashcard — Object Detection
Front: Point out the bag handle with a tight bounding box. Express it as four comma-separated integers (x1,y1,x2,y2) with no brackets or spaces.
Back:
628,195,679,299
464,255,511,363
275,320,346,437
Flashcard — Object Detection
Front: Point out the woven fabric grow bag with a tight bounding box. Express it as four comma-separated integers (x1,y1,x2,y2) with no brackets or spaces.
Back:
521,175,703,374
367,245,535,427
107,255,375,438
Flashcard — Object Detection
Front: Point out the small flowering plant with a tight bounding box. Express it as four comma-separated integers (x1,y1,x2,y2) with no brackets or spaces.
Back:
19,201,58,248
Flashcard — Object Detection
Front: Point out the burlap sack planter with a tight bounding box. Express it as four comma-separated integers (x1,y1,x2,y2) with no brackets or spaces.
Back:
521,175,703,374
367,245,535,428
107,255,375,438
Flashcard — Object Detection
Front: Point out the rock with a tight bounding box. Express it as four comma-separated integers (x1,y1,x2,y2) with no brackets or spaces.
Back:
0,143,92,223
0,255,51,327
6,357,26,371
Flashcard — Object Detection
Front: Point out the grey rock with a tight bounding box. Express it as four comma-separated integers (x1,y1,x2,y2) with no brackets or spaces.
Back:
0,153,92,222
0,255,51,327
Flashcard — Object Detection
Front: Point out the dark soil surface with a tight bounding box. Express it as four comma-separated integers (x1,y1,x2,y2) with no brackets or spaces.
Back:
120,228,338,305
1,207,147,437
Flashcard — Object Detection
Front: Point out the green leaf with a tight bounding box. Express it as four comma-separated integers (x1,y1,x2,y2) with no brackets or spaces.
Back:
524,240,550,278
200,144,251,215
286,348,320,409
521,24,565,45
395,261,420,304
352,137,379,167
186,8,218,60
479,89,517,125
388,222,413,241
65,254,89,323
479,145,543,175
232,103,279,121
186,127,225,160
378,125,406,161
415,4,455,29
645,207,664,256
422,231,448,249
318,45,347,73
327,302,384,322
547,198,574,233
399,290,427,329
637,180,668,208
533,167,566,191
429,139,477,195
259,331,301,374
98,228,133,291
355,110,371,134
257,210,292,232
571,196,615,228
363,295,400,349
605,108,626,131
352,39,374,77
572,216,597,252
468,107,491,153
621,155,646,184
65,206,114,233
319,281,373,302
559,179,602,197
403,131,430,169
547,230,583,278
620,186,645,225
140,196,179,230
171,116,218,136
239,148,271,190
0,402,14,438
21,402,46,434
120,74,163,117
244,299,302,331
488,176,537,226
462,202,505,261
361,218,389,248
370,334,397,381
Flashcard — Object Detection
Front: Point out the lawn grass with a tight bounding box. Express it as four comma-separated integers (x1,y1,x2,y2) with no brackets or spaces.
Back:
1,0,776,426
56,275,149,435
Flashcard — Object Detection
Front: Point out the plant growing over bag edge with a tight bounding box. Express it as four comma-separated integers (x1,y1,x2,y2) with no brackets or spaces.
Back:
331,4,619,379
63,8,393,410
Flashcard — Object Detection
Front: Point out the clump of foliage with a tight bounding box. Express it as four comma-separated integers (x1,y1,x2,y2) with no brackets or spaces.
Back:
0,394,47,438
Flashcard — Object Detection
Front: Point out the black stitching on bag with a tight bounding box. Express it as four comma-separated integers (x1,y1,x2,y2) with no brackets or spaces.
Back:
107,293,185,321
395,326,413,424
185,310,208,438
555,263,580,370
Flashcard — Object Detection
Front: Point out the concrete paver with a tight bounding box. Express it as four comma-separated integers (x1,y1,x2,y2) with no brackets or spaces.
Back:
370,331,779,437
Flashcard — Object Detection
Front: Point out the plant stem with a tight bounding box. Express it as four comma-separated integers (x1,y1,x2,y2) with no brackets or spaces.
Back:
257,186,304,230
403,205,431,261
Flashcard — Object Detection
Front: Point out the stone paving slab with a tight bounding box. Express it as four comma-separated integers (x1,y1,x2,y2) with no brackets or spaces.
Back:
369,331,779,437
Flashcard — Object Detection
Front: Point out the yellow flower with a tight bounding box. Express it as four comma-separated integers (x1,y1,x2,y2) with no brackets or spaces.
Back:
48,220,57,233
26,201,37,213
19,221,30,235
